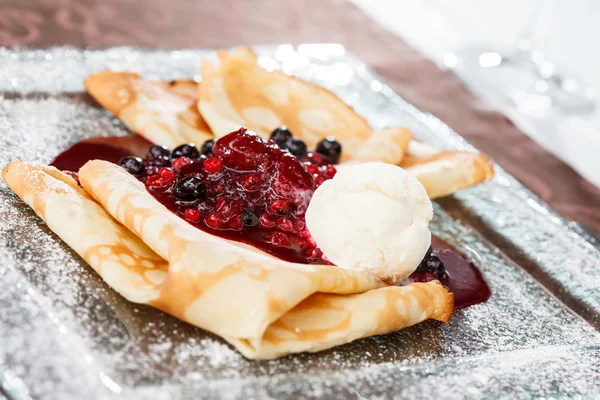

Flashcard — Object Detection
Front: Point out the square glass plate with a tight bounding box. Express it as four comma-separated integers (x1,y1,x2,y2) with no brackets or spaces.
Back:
0,45,599,400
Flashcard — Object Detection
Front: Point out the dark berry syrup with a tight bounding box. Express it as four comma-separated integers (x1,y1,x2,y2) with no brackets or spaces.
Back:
50,134,153,172
127,128,333,264
409,236,491,308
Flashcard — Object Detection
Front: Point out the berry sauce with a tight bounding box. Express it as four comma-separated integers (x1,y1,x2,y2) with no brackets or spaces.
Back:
50,134,153,172
136,128,330,264
410,236,491,309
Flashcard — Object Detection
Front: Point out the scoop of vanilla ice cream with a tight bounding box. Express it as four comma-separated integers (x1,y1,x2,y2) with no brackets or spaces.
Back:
305,162,433,283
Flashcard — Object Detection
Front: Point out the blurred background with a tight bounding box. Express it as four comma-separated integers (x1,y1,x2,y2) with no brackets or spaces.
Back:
1,0,599,233
356,0,597,84
356,0,599,188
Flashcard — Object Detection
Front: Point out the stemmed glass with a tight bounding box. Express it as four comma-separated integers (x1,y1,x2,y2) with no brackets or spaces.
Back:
445,0,596,115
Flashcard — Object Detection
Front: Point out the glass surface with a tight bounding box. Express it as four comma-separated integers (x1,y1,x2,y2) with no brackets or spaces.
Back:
0,45,599,399
446,0,597,115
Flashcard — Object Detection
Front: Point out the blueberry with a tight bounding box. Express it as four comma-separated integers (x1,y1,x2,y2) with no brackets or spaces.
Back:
425,255,446,278
200,139,215,156
147,145,171,159
172,144,200,160
415,246,434,273
270,126,293,147
283,137,307,157
174,176,207,201
118,156,146,176
146,155,171,167
242,208,259,227
315,137,342,163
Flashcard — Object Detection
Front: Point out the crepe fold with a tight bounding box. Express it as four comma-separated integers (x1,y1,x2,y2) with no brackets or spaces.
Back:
3,160,453,359
84,72,212,148
198,47,413,165
401,141,495,199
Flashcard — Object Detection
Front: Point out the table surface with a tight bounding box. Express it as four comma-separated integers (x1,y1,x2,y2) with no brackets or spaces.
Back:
1,0,599,236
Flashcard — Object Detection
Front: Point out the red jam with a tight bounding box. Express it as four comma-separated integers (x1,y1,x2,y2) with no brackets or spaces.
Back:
143,128,329,264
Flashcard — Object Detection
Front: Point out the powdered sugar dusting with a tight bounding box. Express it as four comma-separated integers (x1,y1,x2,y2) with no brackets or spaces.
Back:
0,46,599,399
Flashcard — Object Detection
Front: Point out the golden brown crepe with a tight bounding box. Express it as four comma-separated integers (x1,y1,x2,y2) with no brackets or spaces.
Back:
198,47,413,164
85,71,212,148
401,141,495,199
3,160,453,359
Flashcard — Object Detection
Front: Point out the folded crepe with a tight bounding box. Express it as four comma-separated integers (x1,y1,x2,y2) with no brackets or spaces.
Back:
198,47,413,165
3,160,453,359
401,141,495,199
85,71,213,149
